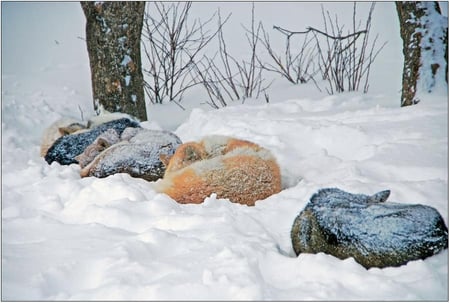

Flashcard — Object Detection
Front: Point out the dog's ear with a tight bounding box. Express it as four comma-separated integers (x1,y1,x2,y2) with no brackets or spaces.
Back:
97,138,111,150
369,190,391,203
58,126,72,136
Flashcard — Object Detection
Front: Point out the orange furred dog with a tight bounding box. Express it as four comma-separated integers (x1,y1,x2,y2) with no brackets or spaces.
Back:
154,135,281,206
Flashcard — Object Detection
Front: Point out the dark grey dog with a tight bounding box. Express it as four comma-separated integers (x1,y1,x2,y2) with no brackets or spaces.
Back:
45,118,140,165
291,188,448,269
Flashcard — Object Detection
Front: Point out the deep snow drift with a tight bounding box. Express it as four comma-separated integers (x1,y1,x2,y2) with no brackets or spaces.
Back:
2,2,449,301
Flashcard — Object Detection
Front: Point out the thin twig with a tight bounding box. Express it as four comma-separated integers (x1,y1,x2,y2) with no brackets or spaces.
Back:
273,25,367,41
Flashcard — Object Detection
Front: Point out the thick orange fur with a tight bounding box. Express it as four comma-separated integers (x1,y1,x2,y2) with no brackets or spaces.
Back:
154,135,281,206
164,142,207,173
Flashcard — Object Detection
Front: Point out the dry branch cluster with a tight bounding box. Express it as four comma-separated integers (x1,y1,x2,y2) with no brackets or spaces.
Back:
261,3,386,94
141,2,386,108
142,2,220,108
315,3,386,94
194,5,271,108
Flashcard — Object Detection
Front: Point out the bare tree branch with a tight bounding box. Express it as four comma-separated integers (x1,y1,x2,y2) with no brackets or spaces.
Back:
273,25,367,41
195,4,270,108
142,2,225,105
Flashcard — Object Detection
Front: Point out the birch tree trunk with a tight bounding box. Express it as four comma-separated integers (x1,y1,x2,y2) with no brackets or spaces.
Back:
81,2,147,121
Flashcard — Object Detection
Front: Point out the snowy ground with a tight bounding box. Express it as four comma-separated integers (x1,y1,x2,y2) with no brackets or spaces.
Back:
2,2,449,301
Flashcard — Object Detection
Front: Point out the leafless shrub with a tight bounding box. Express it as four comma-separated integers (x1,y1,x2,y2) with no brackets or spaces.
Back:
259,24,319,86
261,2,385,94
239,4,269,100
194,54,229,109
142,2,386,110
313,3,387,94
195,4,271,108
142,2,225,107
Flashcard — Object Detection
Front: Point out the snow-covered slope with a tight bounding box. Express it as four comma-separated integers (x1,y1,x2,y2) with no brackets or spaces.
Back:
2,2,448,301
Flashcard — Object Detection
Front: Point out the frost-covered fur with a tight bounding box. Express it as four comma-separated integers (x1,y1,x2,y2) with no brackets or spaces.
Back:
44,118,141,165
79,129,182,181
291,188,449,269
41,110,138,159
154,135,282,206
87,110,139,128
75,129,121,168
40,118,87,157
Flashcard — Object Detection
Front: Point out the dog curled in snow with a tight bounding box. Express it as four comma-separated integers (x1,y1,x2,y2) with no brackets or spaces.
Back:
154,135,282,206
291,188,448,269
79,128,182,181
42,110,140,162
44,117,141,165
40,117,87,157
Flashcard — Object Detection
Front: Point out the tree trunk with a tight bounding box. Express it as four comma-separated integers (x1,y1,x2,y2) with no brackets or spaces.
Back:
81,2,148,121
396,2,448,107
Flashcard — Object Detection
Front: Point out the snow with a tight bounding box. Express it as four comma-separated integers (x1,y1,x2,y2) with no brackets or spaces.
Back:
125,75,131,86
121,55,132,66
2,2,448,301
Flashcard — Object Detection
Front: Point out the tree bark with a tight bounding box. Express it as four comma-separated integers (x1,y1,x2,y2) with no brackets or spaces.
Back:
81,2,147,121
396,2,448,107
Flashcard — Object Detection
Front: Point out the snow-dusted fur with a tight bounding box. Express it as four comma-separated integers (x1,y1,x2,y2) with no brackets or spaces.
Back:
291,188,448,269
154,135,282,206
44,118,141,165
41,110,138,159
79,129,182,181
75,128,121,168
87,110,139,128
40,118,87,157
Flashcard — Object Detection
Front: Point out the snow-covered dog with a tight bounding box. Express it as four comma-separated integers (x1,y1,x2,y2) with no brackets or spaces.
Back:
79,128,182,181
154,135,282,206
41,110,139,159
291,188,449,269
40,118,87,157
44,118,141,165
